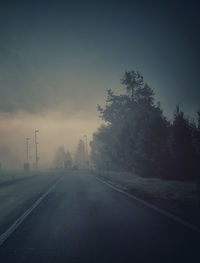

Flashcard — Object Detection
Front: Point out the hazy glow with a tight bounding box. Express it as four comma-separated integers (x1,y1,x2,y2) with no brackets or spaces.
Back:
0,107,101,169
0,2,199,170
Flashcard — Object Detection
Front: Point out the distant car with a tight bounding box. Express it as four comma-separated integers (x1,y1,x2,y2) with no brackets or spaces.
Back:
72,165,78,170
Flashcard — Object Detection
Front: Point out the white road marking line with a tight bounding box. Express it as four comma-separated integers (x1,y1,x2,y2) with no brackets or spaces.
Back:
0,176,63,247
96,176,200,234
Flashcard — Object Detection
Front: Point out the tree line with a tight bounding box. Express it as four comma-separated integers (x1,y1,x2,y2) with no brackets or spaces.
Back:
90,71,200,181
53,139,88,169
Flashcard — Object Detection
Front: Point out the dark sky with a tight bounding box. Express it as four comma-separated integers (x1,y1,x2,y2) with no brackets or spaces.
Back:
0,0,199,117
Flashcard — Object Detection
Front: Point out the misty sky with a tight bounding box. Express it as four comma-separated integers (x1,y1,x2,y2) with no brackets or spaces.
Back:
0,1,199,168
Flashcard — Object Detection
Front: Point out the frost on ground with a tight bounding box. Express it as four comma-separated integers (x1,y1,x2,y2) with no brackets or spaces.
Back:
94,170,200,226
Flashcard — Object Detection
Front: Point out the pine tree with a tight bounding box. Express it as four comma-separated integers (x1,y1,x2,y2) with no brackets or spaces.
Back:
64,151,73,169
75,139,87,168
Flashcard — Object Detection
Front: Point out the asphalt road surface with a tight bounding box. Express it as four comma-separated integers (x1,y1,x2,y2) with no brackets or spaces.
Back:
0,170,200,263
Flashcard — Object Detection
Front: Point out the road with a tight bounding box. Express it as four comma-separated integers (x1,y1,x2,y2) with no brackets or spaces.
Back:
0,170,200,263
0,172,61,235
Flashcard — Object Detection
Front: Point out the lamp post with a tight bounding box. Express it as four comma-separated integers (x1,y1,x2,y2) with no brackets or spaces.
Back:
26,137,30,163
35,129,39,169
24,137,30,172
83,135,89,169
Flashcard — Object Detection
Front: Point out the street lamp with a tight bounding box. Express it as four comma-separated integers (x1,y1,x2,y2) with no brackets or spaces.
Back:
26,137,30,163
35,129,39,169
83,135,89,169
24,137,30,172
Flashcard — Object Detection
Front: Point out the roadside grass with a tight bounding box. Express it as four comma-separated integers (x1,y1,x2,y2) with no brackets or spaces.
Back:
92,169,200,228
93,170,198,209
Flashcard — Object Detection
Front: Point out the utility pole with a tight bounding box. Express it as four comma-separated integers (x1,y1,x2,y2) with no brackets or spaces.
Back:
83,135,89,169
26,137,30,163
34,129,39,169
24,137,30,172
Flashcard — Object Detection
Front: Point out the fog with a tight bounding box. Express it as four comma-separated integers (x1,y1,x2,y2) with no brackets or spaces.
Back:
0,1,199,171
0,107,101,170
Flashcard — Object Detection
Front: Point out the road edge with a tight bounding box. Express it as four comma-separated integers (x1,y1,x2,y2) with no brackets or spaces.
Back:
96,176,200,234
0,176,63,247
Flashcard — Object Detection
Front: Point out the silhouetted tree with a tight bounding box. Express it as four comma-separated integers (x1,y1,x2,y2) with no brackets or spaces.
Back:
64,151,73,169
53,146,66,169
90,70,200,181
75,139,87,168
169,106,197,180
192,111,200,206
121,71,144,100
193,111,200,157
91,71,170,177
